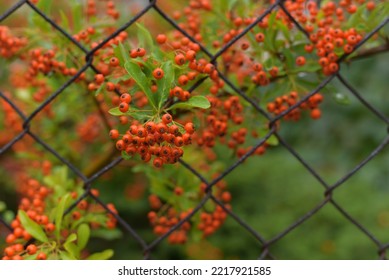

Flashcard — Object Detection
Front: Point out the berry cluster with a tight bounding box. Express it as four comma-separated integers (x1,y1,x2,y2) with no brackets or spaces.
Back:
146,176,231,243
280,0,371,75
197,179,231,237
3,176,53,260
0,97,23,147
191,94,268,160
267,92,324,121
76,114,103,143
1,162,118,260
147,204,192,245
110,113,195,168
0,26,27,58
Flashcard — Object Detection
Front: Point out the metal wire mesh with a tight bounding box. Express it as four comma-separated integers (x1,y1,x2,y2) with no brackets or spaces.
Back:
0,0,388,260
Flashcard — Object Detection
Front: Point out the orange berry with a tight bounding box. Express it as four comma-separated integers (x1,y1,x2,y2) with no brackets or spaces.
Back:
221,191,232,203
109,57,119,67
174,54,186,65
153,68,164,79
178,75,189,85
255,32,265,43
174,187,183,196
156,34,167,44
36,252,47,260
119,102,129,113
161,113,172,124
185,50,196,61
296,56,306,66
310,108,321,119
366,1,375,11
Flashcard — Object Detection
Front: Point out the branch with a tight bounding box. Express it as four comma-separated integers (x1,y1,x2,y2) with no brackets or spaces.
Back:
349,42,389,61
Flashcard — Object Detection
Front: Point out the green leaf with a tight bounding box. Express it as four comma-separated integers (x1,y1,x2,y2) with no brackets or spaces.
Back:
38,0,52,13
31,0,52,32
190,227,203,243
204,199,216,213
119,42,129,62
55,193,71,240
168,96,211,110
111,74,131,84
59,250,76,260
266,134,279,146
90,228,123,240
65,233,77,244
108,107,152,121
218,0,238,14
263,19,277,52
332,92,350,105
64,242,80,259
276,21,291,42
291,62,322,73
94,83,105,96
156,61,174,109
121,151,132,160
0,201,6,212
113,42,131,67
268,11,277,28
72,3,83,32
3,210,14,223
124,61,156,110
228,0,239,11
59,10,70,31
18,210,48,243
152,46,165,62
43,166,72,195
87,249,114,260
149,175,173,202
136,23,154,50
63,234,79,258
108,108,123,116
367,2,389,29
283,49,294,69
77,224,90,250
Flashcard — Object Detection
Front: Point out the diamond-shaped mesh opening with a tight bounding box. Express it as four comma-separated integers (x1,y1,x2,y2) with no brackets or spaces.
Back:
0,5,87,118
28,72,114,171
276,77,388,185
271,203,380,259
213,147,324,239
339,52,389,119
332,149,389,243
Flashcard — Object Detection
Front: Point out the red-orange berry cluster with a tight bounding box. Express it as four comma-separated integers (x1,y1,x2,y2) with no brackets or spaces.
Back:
147,206,192,245
2,177,52,260
194,95,243,149
76,114,103,143
197,179,231,237
110,115,195,167
0,26,27,58
267,92,324,121
2,161,118,260
197,206,228,237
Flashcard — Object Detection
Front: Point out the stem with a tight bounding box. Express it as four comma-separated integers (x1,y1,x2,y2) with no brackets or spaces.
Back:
348,42,389,61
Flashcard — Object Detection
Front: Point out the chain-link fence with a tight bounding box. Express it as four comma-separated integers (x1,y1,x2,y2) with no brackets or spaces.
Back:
0,0,389,259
